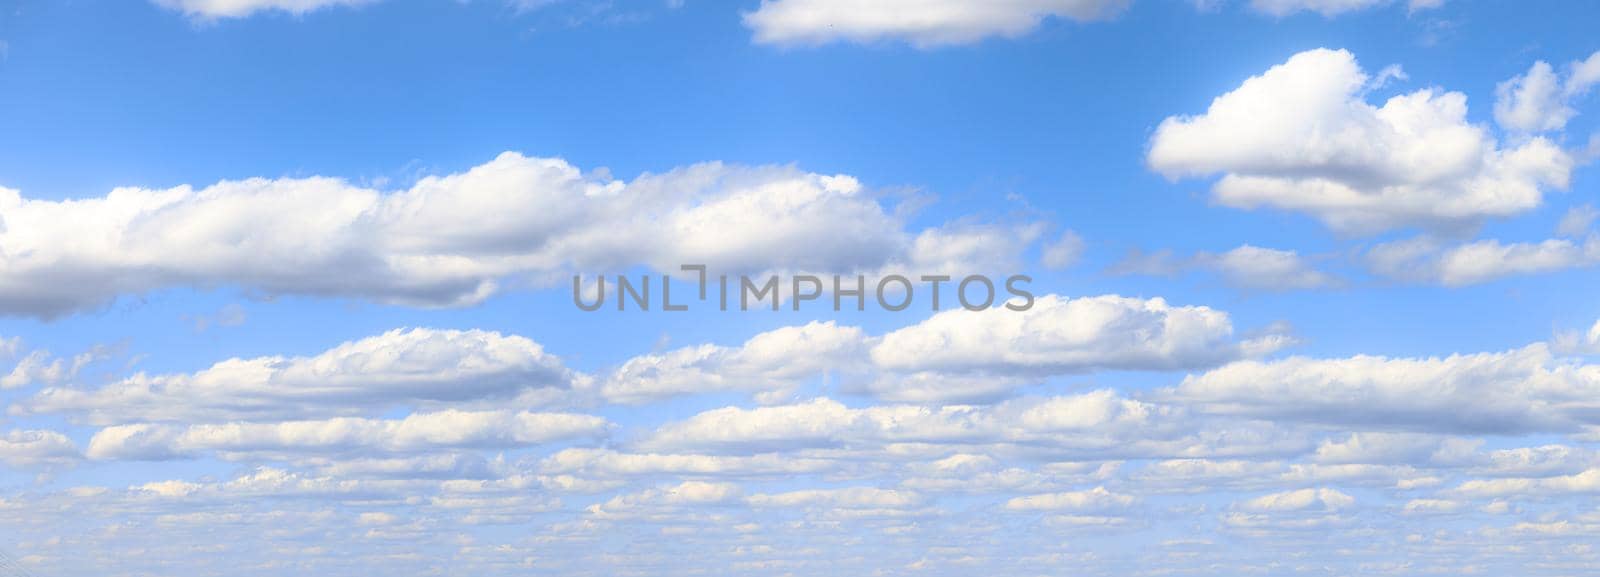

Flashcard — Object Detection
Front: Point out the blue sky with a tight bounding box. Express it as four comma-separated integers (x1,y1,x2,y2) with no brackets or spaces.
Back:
2,0,1600,575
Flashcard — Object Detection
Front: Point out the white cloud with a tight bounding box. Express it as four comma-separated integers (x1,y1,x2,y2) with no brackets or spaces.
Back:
1494,51,1600,133
1365,235,1600,286
1040,230,1086,269
1470,445,1596,478
1558,205,1598,237
84,410,608,460
746,487,923,510
23,327,575,424
866,294,1289,401
1553,317,1600,355
742,0,1130,47
1248,0,1444,17
1004,486,1137,512
634,391,1285,461
1149,48,1574,233
1202,245,1336,291
1108,245,1337,292
599,321,868,404
0,153,1033,318
1401,498,1464,515
151,0,373,19
602,293,1281,404
1237,488,1353,512
586,481,744,520
541,448,836,478
1452,468,1600,499
1168,343,1600,434
0,430,79,467
1312,432,1478,466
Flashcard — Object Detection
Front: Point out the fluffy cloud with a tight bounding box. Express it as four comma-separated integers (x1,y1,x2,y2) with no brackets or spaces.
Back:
866,294,1290,401
586,481,745,520
1040,230,1087,270
151,0,372,19
1558,205,1598,237
1494,51,1600,133
1168,343,1600,434
1311,432,1478,466
1249,0,1444,17
746,487,923,510
1202,245,1336,291
601,294,1281,404
1237,487,1353,512
1149,48,1574,233
84,410,608,460
1109,245,1337,292
599,321,868,404
742,0,1131,47
541,448,836,478
1451,468,1600,499
1365,235,1600,286
634,391,1292,461
1004,486,1137,512
0,430,79,467
23,327,574,424
0,153,1032,318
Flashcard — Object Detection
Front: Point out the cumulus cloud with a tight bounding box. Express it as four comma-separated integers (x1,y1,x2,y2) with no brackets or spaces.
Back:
1168,343,1600,434
151,0,373,19
742,0,1130,47
0,430,79,467
1553,317,1600,355
1557,205,1598,238
23,327,575,424
1109,245,1337,291
1311,432,1478,466
1494,51,1600,133
1364,235,1600,286
598,321,868,404
0,153,1035,318
1451,468,1600,499
1040,230,1087,270
586,481,744,520
541,448,835,478
1201,245,1337,290
1004,486,1137,512
1249,0,1444,17
1149,48,1574,233
866,294,1290,401
1237,487,1353,512
747,487,923,510
634,391,1292,461
84,410,608,460
600,293,1281,404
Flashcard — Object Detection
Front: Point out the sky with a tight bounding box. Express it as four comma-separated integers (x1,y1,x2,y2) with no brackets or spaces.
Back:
2,0,1600,575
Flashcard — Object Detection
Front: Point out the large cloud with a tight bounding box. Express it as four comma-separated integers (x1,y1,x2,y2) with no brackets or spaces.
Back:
866,294,1291,401
0,429,79,467
1167,343,1600,434
599,321,869,405
0,153,1034,318
599,294,1284,404
1248,0,1444,17
1494,51,1600,133
633,391,1299,461
151,0,372,19
84,410,609,460
22,327,575,424
1148,48,1574,233
742,0,1130,47
1365,234,1600,286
